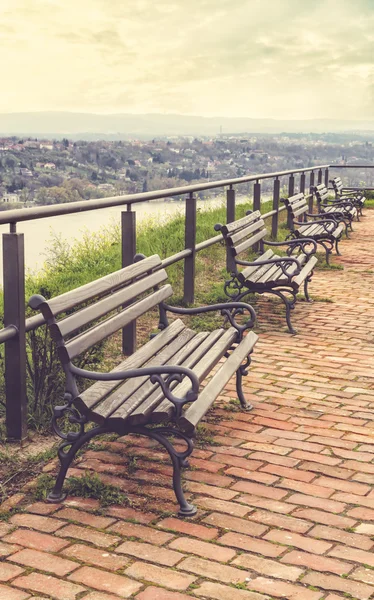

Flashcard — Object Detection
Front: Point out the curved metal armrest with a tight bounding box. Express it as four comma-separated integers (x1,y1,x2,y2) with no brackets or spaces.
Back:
161,301,256,338
324,200,354,208
236,256,301,282
340,190,364,197
235,256,300,268
306,212,337,219
301,218,337,226
263,238,317,255
71,364,199,419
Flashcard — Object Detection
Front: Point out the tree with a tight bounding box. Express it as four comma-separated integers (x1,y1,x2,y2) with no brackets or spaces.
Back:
62,138,69,148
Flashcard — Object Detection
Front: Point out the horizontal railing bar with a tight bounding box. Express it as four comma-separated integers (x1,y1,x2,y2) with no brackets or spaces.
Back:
195,234,222,252
0,325,18,343
0,165,330,225
330,165,374,169
25,314,45,333
161,249,192,268
343,187,374,190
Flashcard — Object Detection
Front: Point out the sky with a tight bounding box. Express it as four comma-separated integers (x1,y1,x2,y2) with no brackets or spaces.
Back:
1,0,374,120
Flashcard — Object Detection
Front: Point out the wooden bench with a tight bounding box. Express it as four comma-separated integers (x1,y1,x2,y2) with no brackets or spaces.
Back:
282,192,344,265
314,183,357,234
29,254,258,517
215,211,318,335
331,176,366,216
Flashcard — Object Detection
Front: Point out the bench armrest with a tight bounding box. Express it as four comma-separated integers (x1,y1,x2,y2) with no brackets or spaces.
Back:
297,218,340,234
235,256,301,282
160,301,256,340
305,212,333,219
70,364,199,419
321,199,354,208
263,238,317,256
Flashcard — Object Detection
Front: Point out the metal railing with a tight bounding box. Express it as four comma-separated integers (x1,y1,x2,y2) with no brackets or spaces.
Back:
0,163,371,440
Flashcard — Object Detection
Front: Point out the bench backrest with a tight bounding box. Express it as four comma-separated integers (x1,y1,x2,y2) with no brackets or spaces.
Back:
282,193,308,228
29,254,171,365
215,211,267,266
313,183,329,207
331,176,344,197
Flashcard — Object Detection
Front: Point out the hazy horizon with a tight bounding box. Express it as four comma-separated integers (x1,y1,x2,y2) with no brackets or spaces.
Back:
1,0,374,121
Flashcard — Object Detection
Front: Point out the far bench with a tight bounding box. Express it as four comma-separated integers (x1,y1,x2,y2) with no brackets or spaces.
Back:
314,183,357,234
282,192,344,265
29,254,258,517
215,210,318,335
331,176,366,216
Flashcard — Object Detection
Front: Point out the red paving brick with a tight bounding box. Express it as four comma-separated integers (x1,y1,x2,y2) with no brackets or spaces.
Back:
2,210,374,599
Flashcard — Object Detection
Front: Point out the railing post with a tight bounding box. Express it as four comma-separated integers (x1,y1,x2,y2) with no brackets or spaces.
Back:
253,180,261,251
226,186,236,272
300,172,306,194
271,177,280,239
3,225,27,441
288,173,295,197
324,167,329,189
309,171,315,213
287,174,295,229
299,172,306,222
183,192,196,304
253,180,261,213
121,206,136,355
318,168,323,184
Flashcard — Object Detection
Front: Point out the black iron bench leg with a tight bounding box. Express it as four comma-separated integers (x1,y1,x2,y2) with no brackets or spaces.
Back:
318,239,333,264
304,273,313,303
131,426,197,518
268,289,297,335
236,359,253,411
47,425,111,503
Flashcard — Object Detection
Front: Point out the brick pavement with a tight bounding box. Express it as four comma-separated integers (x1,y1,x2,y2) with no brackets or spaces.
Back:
1,211,374,600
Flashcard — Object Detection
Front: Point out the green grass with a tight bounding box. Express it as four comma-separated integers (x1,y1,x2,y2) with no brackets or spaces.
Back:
33,471,130,507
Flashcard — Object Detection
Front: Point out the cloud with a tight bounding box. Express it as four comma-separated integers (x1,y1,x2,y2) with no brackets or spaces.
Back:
0,0,373,119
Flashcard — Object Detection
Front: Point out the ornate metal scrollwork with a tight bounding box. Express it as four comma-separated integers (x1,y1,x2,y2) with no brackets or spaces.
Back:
149,373,198,420
221,305,256,341
52,394,88,442
224,273,244,299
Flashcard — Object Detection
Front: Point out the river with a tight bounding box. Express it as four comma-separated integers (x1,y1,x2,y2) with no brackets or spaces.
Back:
0,195,251,281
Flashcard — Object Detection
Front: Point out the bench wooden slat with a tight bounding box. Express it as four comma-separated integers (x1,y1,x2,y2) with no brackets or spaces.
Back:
291,198,308,211
228,219,265,246
288,193,304,205
233,229,267,256
59,269,168,337
180,331,258,432
46,254,162,318
77,318,186,410
93,327,197,421
151,327,238,422
292,255,318,287
66,285,173,359
125,331,211,425
293,205,308,218
254,253,307,285
221,211,261,235
298,223,323,236
248,258,281,284
238,249,274,282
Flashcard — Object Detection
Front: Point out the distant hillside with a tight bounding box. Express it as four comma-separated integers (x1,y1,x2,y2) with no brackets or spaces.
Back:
0,112,374,139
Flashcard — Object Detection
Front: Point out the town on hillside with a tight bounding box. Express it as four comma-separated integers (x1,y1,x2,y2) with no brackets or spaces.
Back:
0,133,373,210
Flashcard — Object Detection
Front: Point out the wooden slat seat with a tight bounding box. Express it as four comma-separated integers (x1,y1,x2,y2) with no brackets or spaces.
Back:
330,176,366,216
29,254,258,518
215,210,318,334
283,192,344,265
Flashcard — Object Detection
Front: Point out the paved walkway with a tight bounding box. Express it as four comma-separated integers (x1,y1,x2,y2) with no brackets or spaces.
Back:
1,211,374,600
